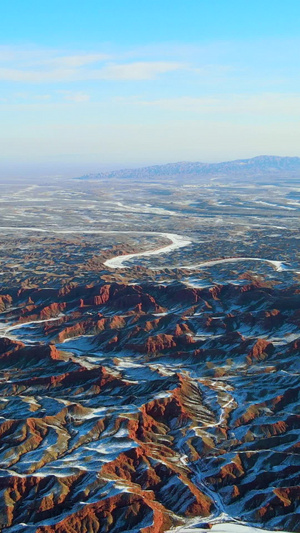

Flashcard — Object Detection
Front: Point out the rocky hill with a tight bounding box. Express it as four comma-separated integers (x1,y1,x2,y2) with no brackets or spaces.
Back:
78,155,300,181
0,279,299,532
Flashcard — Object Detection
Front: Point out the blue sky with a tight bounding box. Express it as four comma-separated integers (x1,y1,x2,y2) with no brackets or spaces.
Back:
1,1,300,176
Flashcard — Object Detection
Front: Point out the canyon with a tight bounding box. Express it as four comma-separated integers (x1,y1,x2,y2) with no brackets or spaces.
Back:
0,159,299,532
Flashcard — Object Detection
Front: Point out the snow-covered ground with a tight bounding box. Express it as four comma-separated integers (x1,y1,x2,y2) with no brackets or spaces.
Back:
104,232,191,268
0,226,192,269
182,257,286,272
174,525,291,533
0,226,292,274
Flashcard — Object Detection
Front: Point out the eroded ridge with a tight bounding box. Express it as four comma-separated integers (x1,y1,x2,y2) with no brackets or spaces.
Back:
0,280,299,532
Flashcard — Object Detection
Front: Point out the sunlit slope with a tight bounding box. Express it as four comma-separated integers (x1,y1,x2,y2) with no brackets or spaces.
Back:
0,279,299,532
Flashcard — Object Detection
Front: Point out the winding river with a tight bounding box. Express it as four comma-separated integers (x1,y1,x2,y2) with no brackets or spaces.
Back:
0,226,286,271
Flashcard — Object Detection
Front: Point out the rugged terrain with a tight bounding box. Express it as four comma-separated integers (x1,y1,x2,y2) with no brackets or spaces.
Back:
0,278,299,532
0,161,299,532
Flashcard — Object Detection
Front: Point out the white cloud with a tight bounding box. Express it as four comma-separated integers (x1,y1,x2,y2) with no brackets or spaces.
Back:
0,46,109,64
0,67,78,83
0,45,185,83
0,40,298,87
0,62,184,83
98,61,184,80
14,92,52,101
62,91,90,103
0,40,299,172
44,53,110,68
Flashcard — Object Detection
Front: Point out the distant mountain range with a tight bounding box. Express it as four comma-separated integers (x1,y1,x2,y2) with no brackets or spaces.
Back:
78,155,300,181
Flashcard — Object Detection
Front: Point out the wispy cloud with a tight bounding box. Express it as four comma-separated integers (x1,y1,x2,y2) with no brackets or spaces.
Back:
0,68,72,82
0,46,185,83
0,40,299,87
0,63,184,83
97,61,183,80
14,92,52,101
0,47,110,65
136,93,300,117
44,53,110,68
60,91,91,103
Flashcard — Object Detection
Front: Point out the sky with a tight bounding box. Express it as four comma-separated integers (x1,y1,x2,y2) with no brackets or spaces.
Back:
1,0,300,177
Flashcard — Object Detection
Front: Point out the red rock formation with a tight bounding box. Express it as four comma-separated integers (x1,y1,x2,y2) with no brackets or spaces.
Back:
0,279,299,532
0,337,24,356
246,338,274,363
40,302,67,319
0,294,13,312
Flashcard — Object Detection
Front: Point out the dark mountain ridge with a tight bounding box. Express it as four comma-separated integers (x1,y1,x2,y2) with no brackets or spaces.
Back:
78,155,300,181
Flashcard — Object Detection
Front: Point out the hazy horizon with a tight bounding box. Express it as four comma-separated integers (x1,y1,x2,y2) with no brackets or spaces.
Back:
2,153,300,182
1,0,300,180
